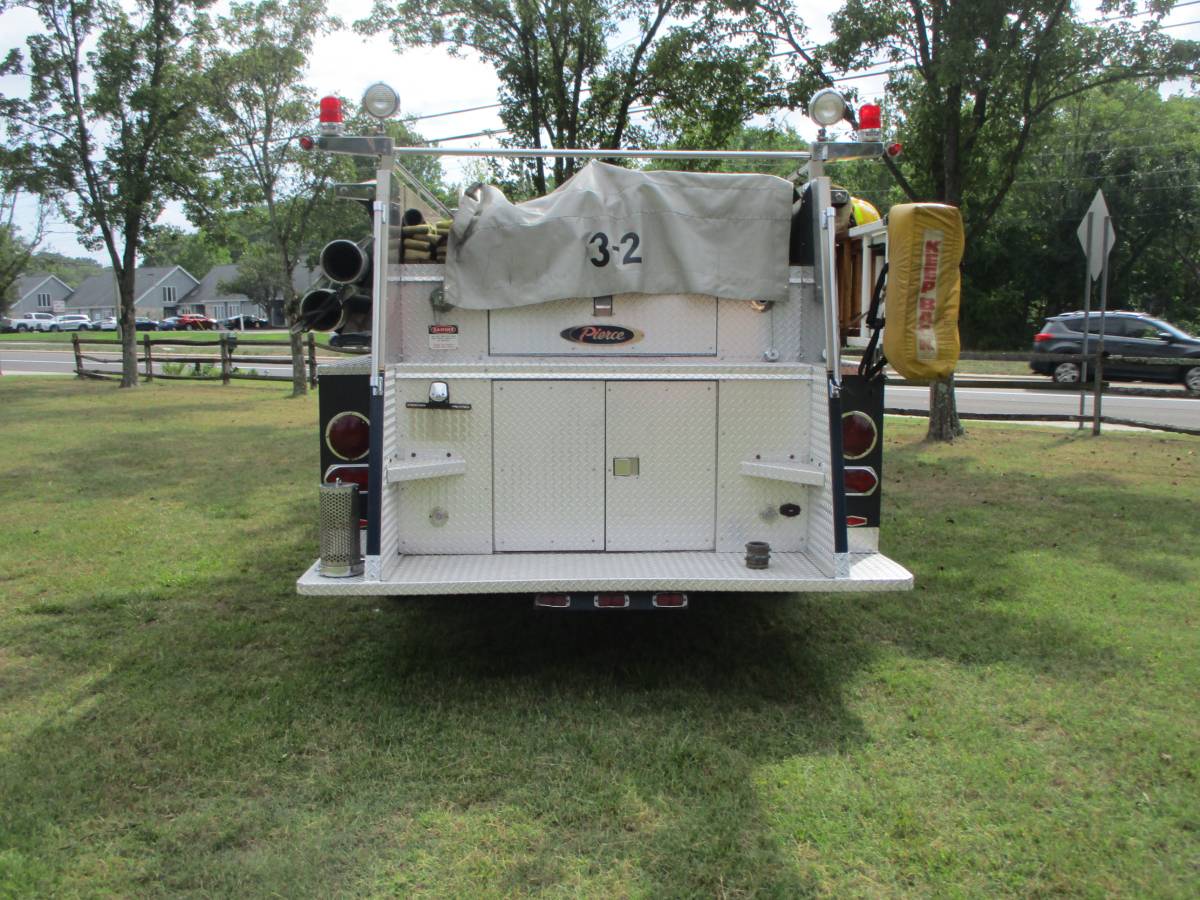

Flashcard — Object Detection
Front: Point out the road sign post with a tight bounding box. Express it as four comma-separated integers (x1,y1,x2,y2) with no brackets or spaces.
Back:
1076,190,1116,433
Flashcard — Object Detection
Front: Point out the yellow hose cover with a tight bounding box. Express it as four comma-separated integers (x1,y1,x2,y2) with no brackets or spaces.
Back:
883,203,964,381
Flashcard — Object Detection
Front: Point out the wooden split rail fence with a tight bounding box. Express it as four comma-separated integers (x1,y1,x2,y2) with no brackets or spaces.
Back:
72,333,366,385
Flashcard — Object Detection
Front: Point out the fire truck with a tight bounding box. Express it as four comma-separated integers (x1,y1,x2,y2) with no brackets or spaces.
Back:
296,84,958,608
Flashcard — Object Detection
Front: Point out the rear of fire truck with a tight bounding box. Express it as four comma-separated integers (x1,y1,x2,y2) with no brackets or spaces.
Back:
297,84,930,607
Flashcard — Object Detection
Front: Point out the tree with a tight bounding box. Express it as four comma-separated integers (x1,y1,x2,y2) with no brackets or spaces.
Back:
218,238,285,320
964,86,1200,346
752,0,1199,439
201,0,346,396
359,0,781,195
0,147,49,315
1,0,215,387
140,224,231,278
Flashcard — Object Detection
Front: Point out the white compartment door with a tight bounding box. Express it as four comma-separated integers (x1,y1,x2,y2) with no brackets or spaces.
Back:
605,381,716,551
493,381,605,551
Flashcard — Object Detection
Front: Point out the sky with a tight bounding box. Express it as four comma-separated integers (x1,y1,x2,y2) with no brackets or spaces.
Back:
1,0,1197,264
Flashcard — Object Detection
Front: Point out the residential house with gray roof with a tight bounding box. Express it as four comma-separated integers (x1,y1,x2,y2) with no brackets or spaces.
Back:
6,273,74,317
178,263,321,326
66,266,200,320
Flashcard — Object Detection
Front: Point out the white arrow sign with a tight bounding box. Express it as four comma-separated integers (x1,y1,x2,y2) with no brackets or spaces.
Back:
1077,189,1116,280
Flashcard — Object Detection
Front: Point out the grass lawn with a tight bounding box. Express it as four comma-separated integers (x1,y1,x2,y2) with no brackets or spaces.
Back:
1,378,1197,897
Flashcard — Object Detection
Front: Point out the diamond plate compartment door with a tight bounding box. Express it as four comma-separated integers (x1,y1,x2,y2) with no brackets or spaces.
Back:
605,381,716,551
493,381,606,551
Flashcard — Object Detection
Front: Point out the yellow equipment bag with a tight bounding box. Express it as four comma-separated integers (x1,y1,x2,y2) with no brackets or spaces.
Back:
882,203,964,381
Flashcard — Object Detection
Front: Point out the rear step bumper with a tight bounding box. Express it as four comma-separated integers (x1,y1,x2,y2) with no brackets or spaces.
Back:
297,551,913,596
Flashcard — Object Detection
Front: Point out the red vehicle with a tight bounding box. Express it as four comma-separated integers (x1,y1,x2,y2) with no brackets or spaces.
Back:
174,313,217,330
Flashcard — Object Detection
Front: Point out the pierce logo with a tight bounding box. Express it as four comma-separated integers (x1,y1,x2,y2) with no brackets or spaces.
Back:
560,324,643,345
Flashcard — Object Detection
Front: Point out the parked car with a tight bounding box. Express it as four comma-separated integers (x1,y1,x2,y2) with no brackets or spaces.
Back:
50,314,94,332
223,314,270,330
1031,311,1200,393
5,311,58,332
174,313,218,330
134,317,160,331
158,317,181,331
97,317,118,331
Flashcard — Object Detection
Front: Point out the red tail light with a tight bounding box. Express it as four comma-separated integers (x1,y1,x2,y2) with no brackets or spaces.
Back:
324,464,368,490
1033,332,1054,343
326,411,370,461
652,592,688,608
844,466,878,496
535,593,570,608
846,515,868,527
841,411,878,460
594,592,629,609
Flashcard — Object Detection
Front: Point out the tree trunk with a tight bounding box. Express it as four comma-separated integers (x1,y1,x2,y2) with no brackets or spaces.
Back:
289,329,307,397
927,373,963,441
118,272,139,389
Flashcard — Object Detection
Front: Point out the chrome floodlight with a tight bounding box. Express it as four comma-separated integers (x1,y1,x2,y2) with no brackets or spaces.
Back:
808,88,848,127
362,82,401,120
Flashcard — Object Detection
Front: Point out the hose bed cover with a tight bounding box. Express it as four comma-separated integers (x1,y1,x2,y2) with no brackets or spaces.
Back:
445,161,792,309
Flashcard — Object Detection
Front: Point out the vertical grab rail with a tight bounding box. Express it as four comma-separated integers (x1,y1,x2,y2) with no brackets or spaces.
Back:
365,155,393,561
811,177,850,562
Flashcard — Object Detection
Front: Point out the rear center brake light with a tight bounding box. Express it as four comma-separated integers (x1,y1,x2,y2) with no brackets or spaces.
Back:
652,592,688,608
594,592,629,609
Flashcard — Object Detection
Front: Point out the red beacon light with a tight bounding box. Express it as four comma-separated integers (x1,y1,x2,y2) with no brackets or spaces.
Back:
857,103,882,142
318,95,344,136
886,141,903,158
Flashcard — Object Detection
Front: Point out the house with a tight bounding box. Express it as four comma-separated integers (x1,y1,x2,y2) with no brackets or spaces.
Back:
178,264,261,322
6,273,74,317
179,263,321,326
66,266,200,321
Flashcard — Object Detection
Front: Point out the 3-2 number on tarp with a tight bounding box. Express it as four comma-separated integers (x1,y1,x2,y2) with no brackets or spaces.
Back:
588,232,643,267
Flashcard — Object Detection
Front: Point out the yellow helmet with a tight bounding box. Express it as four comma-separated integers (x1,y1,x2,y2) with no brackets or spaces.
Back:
850,197,881,226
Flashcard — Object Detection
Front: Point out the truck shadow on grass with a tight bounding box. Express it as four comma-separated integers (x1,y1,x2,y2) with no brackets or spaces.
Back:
4,457,1191,895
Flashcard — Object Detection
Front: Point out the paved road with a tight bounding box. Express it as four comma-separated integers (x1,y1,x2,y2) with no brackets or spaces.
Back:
887,384,1199,431
3,346,1197,430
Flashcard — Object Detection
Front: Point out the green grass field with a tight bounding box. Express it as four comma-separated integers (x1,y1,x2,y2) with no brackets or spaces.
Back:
1,378,1196,897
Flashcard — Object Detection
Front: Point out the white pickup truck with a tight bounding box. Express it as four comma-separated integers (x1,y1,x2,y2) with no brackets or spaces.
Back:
2,311,58,332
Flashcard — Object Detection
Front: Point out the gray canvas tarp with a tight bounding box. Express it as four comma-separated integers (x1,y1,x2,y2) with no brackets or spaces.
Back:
444,161,793,309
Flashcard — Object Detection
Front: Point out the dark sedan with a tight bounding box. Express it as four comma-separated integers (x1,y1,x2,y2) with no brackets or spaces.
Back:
1031,311,1200,393
223,314,270,329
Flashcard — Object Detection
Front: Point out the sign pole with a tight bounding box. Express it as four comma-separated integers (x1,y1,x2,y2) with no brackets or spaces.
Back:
1078,212,1093,428
1092,217,1112,435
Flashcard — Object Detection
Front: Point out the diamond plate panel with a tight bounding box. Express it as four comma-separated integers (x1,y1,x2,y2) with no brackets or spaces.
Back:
795,270,827,366
394,377,493,553
605,381,716,551
379,380,400,558
805,377,837,576
493,381,605,551
297,550,913,596
716,380,812,553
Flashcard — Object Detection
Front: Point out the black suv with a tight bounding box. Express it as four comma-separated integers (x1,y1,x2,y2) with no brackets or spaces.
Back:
1031,311,1200,393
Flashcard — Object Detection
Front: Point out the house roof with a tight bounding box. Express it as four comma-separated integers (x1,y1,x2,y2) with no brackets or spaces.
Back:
66,266,196,309
14,273,71,300
183,264,247,307
180,263,322,306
